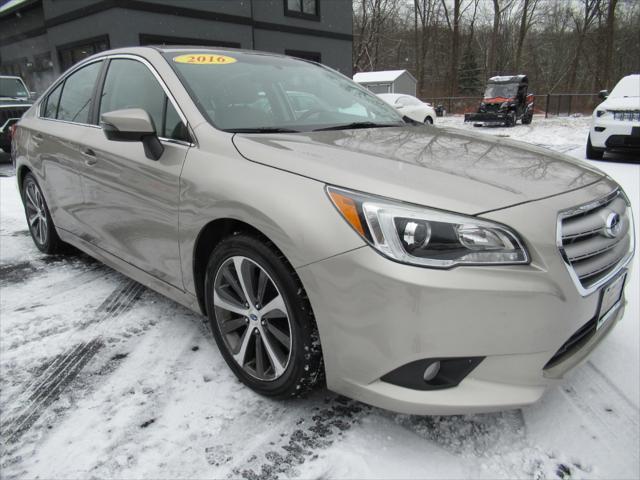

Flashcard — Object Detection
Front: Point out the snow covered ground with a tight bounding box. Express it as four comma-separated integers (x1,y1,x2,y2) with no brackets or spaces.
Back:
1,116,638,480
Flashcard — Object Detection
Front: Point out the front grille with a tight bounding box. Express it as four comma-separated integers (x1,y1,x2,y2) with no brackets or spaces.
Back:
558,190,634,294
0,107,30,127
612,110,640,122
482,103,502,113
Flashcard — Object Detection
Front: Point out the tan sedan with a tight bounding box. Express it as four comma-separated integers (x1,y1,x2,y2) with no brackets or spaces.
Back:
12,47,635,414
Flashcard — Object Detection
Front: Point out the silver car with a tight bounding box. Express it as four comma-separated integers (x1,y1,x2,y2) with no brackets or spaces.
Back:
13,47,635,414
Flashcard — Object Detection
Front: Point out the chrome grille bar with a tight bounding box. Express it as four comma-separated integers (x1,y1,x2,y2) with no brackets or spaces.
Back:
557,189,635,296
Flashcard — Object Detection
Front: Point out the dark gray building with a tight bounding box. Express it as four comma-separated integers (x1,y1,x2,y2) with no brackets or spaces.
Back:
0,0,352,93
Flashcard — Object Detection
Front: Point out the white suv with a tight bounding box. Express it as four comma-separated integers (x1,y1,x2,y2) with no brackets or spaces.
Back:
587,74,640,160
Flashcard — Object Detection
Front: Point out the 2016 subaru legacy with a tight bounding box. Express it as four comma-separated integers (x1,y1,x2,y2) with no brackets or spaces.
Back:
12,47,635,414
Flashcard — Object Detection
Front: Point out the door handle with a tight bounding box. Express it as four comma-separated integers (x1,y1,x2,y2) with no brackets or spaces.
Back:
82,148,97,166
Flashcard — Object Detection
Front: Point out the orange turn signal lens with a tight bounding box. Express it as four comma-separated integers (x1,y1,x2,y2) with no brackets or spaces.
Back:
328,189,366,237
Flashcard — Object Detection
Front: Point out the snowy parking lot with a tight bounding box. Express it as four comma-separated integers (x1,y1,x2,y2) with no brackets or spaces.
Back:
1,116,638,479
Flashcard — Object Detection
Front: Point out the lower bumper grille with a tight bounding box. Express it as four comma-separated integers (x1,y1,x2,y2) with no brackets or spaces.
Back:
544,317,596,369
606,134,640,148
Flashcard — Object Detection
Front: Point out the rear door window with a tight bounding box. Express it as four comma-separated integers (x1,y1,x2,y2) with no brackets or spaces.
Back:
56,61,103,124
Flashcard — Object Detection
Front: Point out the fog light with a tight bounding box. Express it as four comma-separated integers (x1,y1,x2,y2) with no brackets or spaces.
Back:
423,361,441,382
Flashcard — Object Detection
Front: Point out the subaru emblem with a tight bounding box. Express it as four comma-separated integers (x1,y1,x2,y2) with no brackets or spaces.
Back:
604,212,621,238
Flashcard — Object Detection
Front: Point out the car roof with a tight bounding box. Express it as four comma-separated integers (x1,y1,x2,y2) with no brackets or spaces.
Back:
101,45,292,60
72,46,311,71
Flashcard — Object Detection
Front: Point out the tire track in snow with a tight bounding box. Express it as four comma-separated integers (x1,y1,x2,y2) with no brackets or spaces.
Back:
560,361,639,459
204,395,371,480
0,279,146,446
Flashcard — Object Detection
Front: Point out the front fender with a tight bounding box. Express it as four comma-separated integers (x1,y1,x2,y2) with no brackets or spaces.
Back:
178,133,365,296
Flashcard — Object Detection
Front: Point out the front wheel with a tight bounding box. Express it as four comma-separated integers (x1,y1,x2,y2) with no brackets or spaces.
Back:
424,116,434,125
204,234,323,398
505,111,516,127
21,173,66,254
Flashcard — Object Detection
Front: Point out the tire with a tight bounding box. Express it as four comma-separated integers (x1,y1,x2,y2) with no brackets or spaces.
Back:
505,111,516,127
21,173,66,254
424,116,434,125
204,234,324,399
586,134,604,160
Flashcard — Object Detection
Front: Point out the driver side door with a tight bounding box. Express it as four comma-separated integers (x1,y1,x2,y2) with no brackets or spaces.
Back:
76,57,192,289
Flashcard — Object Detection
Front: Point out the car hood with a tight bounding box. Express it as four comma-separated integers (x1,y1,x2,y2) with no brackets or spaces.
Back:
483,97,514,104
599,97,640,111
232,125,605,215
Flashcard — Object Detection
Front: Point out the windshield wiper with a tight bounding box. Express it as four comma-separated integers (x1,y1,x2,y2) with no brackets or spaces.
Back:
312,121,401,132
402,115,420,125
226,127,301,133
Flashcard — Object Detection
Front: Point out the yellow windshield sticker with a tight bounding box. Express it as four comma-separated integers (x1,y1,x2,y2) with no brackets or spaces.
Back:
173,54,237,65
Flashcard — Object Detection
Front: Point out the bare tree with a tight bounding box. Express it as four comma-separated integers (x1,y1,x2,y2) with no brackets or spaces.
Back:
514,0,539,71
441,0,472,95
414,0,438,95
602,0,619,89
487,0,514,77
353,0,399,71
354,0,639,99
567,0,601,92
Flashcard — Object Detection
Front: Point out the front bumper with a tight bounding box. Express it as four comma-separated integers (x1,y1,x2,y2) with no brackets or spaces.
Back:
590,116,640,150
298,179,632,415
464,112,510,125
0,118,20,149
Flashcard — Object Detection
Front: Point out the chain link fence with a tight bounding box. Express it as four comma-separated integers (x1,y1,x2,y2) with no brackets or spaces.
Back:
422,93,601,117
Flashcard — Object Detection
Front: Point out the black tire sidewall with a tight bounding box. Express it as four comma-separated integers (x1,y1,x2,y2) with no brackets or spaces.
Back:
204,234,319,398
586,135,604,160
22,173,59,253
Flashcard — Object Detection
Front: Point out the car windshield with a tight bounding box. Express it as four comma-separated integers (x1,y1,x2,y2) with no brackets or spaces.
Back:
166,51,404,132
484,84,518,99
0,78,29,99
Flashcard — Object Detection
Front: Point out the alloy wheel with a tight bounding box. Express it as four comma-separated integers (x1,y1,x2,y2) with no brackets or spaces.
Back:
24,180,48,246
212,256,293,381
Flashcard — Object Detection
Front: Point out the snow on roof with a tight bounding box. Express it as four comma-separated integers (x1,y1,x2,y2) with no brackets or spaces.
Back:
609,74,640,98
488,75,527,83
353,70,415,84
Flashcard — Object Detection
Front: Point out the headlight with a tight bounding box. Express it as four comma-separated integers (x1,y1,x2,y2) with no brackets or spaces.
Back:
596,109,607,117
327,186,529,268
500,101,509,109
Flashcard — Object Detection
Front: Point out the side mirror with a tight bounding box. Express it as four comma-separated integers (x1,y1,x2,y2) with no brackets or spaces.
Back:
598,90,609,100
100,108,164,161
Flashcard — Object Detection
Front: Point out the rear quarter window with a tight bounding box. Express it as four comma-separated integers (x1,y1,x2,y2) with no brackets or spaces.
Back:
56,61,103,124
42,82,63,118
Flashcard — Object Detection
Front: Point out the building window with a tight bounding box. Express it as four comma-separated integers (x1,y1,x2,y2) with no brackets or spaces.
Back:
285,0,319,20
285,50,321,63
0,57,28,77
33,52,53,72
139,34,241,49
58,35,110,71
